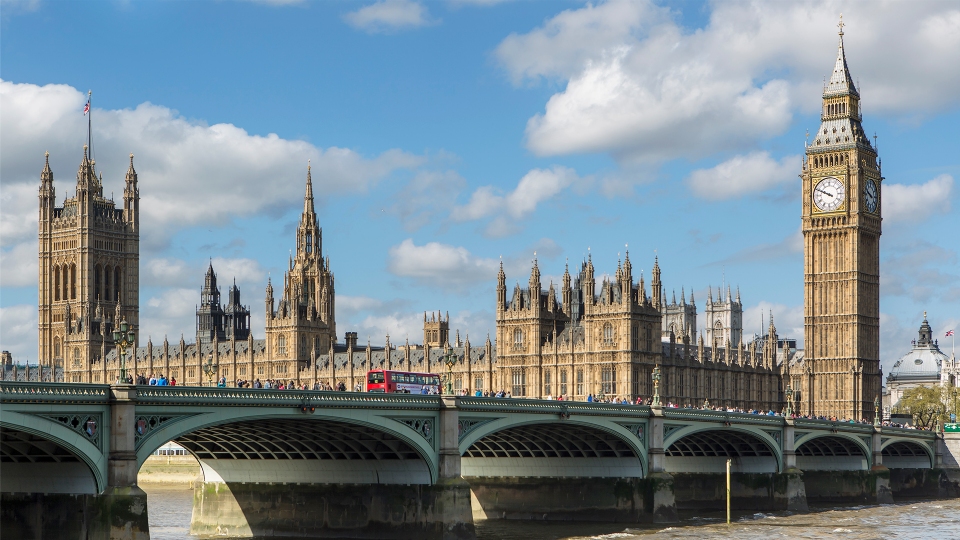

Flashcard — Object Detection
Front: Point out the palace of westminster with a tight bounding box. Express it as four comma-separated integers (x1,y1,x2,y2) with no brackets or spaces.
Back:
24,26,893,421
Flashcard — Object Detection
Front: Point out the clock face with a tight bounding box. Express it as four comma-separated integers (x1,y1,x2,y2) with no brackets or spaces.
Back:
864,180,878,213
814,177,845,212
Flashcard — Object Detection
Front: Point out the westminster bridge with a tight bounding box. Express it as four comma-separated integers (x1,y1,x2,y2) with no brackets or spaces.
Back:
0,382,952,539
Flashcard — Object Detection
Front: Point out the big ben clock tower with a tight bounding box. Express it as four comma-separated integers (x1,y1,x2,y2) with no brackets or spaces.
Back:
802,17,882,421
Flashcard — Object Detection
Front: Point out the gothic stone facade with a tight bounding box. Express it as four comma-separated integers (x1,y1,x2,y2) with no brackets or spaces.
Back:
800,27,883,421
38,149,140,383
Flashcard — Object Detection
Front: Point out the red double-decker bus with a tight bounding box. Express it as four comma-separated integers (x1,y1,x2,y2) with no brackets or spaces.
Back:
366,370,441,394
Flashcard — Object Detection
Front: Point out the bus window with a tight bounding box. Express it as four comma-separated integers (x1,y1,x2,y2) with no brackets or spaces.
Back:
368,372,384,384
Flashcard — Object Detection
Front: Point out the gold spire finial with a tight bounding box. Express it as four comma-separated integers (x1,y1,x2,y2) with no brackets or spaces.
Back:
838,13,844,37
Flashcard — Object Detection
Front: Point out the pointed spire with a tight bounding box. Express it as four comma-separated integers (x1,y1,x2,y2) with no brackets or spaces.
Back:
708,285,713,303
825,14,858,97
680,287,686,305
41,151,53,183
672,289,677,305
304,160,315,214
736,285,741,304
125,153,137,183
727,283,732,303
690,289,695,306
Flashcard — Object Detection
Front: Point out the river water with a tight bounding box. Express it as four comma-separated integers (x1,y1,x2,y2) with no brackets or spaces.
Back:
142,484,960,539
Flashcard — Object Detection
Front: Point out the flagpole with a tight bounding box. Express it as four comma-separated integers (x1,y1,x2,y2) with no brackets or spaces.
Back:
87,90,92,155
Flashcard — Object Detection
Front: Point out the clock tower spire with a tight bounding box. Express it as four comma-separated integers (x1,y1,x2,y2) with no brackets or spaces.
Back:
801,16,882,422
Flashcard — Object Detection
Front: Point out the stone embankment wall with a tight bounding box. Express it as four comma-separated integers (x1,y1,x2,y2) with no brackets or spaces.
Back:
137,455,202,486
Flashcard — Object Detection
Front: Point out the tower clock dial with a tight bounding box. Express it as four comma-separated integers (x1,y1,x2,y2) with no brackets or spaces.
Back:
864,180,878,213
814,177,845,212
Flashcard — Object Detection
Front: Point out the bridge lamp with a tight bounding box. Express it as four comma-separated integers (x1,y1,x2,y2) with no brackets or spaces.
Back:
652,365,661,407
202,353,220,387
785,386,793,416
112,319,135,384
443,351,456,396
874,395,880,426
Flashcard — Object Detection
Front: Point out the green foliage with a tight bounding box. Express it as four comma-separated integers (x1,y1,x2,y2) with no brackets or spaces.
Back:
892,385,959,428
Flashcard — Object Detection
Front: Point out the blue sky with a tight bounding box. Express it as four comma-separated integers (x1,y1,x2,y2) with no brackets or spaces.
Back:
1,0,958,376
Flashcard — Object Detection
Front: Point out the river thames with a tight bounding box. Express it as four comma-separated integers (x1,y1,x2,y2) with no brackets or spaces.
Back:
143,484,959,539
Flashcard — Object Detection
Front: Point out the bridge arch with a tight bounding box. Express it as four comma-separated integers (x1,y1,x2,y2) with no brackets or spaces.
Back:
880,437,933,469
1,411,105,493
135,408,439,484
794,434,870,470
663,425,782,473
458,416,647,478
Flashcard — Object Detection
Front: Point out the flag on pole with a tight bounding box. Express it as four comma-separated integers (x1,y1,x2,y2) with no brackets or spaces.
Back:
83,100,90,115
948,330,956,337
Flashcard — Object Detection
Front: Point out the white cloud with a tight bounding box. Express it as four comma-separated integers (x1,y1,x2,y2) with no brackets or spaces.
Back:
388,239,498,288
883,174,953,223
687,152,799,200
0,241,37,287
742,302,804,347
0,304,37,362
498,1,960,163
0,80,424,251
452,166,581,237
343,0,435,33
142,288,198,343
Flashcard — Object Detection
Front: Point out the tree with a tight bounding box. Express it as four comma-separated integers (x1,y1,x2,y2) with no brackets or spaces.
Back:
892,386,947,429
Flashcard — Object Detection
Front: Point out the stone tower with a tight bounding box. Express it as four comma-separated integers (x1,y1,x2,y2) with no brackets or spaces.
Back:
196,263,250,345
801,19,882,420
704,284,742,350
264,164,337,368
662,287,697,344
38,148,140,382
423,311,450,347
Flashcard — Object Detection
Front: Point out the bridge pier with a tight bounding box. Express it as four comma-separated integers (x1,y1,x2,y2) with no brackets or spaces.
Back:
647,406,679,523
871,428,894,504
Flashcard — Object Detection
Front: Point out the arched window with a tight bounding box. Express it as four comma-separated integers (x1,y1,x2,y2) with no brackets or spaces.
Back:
513,328,523,347
53,337,61,358
73,347,81,367
95,265,102,300
277,335,287,356
104,266,111,304
54,266,61,301
603,323,614,345
115,267,122,302
70,264,76,299
305,233,313,253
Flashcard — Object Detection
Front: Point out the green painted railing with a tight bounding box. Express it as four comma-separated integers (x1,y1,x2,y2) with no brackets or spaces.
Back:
0,381,110,403
457,397,652,417
135,386,441,409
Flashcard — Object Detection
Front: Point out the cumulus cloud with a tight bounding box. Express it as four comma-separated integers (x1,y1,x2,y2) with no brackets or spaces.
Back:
141,288,200,343
0,304,37,362
687,152,799,200
498,0,960,163
387,237,561,290
388,239,498,288
742,302,804,347
882,174,953,223
452,166,581,237
0,241,37,287
0,80,424,251
343,0,436,33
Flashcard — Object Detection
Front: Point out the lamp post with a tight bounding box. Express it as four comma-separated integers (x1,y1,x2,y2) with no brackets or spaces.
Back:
652,365,661,407
785,385,794,417
874,395,881,427
202,353,219,387
443,351,457,395
112,318,136,384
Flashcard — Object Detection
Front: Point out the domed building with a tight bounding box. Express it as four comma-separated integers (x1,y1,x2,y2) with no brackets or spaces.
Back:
886,314,956,411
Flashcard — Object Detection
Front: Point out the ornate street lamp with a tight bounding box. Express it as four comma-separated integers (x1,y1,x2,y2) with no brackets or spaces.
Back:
202,353,219,387
652,365,661,407
112,318,136,383
785,385,794,416
443,351,457,395
874,395,881,427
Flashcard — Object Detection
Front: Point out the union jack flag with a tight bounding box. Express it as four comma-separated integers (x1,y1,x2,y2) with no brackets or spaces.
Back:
947,330,955,337
83,100,89,115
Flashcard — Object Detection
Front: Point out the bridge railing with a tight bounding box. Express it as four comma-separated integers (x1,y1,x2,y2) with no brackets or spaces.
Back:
135,385,441,409
456,396,652,417
0,381,110,403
